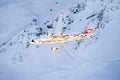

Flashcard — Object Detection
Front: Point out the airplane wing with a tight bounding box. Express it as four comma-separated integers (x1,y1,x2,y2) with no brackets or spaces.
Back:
56,43,75,58
31,12,75,58
54,12,63,36
53,12,75,58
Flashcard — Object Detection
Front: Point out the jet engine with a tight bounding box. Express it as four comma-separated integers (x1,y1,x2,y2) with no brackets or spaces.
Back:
47,33,54,37
51,47,59,51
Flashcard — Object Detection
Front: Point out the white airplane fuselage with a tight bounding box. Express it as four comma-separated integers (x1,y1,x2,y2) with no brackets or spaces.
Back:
31,33,87,44
31,12,94,57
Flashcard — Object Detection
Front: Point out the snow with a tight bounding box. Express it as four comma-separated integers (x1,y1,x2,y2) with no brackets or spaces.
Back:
0,0,120,80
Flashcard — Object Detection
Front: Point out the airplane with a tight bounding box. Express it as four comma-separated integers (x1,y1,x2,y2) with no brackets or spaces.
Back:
30,12,94,58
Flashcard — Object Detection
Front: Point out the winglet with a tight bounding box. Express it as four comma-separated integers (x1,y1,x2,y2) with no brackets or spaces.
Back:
60,12,64,15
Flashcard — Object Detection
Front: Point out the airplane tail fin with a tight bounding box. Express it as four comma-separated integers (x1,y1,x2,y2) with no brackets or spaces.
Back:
82,27,94,35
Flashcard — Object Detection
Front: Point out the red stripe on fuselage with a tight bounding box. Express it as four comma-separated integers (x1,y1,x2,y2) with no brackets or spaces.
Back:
41,40,52,43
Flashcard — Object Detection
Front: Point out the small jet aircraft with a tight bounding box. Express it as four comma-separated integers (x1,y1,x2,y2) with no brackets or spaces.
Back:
31,12,94,58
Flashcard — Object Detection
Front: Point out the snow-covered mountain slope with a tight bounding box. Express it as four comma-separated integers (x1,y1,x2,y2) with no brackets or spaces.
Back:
0,0,120,80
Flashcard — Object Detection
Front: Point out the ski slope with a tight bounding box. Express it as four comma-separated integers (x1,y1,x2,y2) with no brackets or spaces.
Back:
0,0,120,80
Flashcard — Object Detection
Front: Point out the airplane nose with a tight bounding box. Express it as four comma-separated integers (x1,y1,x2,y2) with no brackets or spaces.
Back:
32,40,34,42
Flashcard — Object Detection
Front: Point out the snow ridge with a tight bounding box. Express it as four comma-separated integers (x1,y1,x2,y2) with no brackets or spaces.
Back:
0,0,120,62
